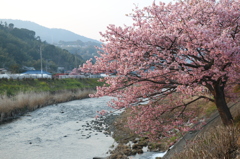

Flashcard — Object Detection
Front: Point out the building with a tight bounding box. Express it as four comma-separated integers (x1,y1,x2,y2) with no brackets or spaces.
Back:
21,70,52,78
0,68,7,74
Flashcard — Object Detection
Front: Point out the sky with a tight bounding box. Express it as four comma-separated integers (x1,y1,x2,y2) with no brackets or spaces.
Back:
0,0,172,41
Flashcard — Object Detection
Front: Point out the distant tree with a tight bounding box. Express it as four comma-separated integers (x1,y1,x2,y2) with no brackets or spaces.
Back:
10,64,20,73
78,0,240,140
8,23,14,30
36,36,41,41
10,28,35,40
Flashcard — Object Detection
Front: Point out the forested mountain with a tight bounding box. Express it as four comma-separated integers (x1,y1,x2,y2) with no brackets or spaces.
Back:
56,40,101,63
0,19,100,44
0,23,84,73
0,19,102,64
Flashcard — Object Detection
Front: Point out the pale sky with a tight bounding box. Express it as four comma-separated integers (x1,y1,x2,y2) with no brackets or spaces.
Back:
0,0,172,41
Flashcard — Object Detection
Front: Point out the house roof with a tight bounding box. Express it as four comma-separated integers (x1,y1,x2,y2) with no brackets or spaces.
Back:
21,70,51,75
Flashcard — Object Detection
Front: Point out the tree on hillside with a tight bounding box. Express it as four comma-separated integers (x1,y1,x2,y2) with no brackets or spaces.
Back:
76,0,240,140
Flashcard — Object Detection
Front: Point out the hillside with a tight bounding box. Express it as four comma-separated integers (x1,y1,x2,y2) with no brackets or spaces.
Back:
56,40,101,62
0,23,84,73
0,19,102,63
0,19,100,44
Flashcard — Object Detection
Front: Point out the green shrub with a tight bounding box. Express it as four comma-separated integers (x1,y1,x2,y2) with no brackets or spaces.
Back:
0,78,102,96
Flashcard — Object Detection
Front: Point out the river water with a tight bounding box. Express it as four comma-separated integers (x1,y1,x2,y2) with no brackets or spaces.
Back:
0,96,165,159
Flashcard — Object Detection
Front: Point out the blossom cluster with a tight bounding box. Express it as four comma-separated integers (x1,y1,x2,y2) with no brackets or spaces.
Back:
79,0,240,140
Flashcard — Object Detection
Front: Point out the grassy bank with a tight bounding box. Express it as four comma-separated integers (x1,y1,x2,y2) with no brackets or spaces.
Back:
0,78,102,122
0,78,101,96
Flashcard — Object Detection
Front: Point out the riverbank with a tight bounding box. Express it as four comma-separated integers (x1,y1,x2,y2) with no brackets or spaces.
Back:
0,78,102,122
163,100,240,159
0,89,96,122
86,86,240,159
0,78,101,96
92,100,240,159
87,108,168,159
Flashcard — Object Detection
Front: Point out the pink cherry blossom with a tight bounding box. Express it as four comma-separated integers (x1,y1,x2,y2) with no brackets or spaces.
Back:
76,0,240,141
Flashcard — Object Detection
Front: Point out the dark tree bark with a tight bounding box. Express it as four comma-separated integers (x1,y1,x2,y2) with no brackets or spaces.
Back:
212,81,233,125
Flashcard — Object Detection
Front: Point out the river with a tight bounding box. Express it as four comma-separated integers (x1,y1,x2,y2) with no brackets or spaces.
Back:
0,96,165,159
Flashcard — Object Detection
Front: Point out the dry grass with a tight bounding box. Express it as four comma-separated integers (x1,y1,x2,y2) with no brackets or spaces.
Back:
173,125,240,159
52,90,75,103
0,89,95,121
167,101,240,159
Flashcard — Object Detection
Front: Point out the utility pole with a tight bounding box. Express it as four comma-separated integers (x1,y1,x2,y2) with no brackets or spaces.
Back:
45,59,49,72
40,46,43,78
75,49,79,68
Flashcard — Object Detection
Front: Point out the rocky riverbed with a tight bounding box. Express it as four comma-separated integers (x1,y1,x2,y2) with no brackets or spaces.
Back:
88,110,168,159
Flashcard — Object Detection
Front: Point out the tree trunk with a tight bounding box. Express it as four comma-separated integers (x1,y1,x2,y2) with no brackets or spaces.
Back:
213,83,233,126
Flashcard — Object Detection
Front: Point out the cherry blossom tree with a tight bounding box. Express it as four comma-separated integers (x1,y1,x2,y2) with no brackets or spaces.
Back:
78,0,240,140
